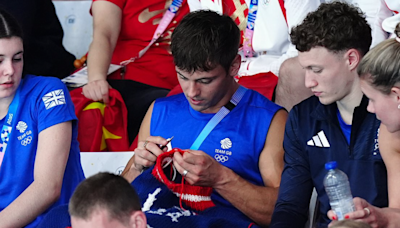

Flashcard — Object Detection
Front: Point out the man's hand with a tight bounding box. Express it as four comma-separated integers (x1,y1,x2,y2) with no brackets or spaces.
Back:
82,79,111,104
172,149,227,187
133,136,170,171
328,197,388,228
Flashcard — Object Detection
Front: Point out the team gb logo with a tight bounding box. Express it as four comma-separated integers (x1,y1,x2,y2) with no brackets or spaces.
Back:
220,138,232,150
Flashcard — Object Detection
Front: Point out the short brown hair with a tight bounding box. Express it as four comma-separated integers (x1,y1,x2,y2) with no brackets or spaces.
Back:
69,172,141,225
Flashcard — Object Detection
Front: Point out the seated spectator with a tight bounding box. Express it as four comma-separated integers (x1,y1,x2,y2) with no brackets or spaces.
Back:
277,0,394,111
69,172,146,228
270,2,387,228
0,0,76,78
326,23,400,228
0,8,84,227
82,0,193,143
122,10,287,227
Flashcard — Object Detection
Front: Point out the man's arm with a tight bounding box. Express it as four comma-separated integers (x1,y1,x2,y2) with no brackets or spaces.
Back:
378,123,400,208
173,109,287,226
121,102,170,182
0,122,71,227
270,109,315,228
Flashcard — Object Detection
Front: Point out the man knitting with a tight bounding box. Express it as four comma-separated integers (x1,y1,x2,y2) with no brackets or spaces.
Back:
122,10,287,227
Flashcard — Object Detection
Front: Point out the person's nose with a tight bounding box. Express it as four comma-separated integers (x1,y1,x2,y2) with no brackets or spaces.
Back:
2,60,15,77
305,71,317,89
187,81,200,98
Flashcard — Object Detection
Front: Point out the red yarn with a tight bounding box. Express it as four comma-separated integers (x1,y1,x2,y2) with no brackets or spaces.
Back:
152,148,215,211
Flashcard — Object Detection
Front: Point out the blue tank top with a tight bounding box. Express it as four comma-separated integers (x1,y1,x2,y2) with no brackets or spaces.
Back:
151,88,282,208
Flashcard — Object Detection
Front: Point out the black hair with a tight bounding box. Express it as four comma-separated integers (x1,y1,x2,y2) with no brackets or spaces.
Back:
0,8,23,40
171,10,240,73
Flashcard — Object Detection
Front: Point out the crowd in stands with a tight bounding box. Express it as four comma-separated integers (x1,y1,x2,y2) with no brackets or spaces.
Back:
0,0,400,227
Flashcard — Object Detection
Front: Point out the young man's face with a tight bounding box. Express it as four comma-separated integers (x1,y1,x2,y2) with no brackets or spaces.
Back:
298,47,357,105
176,57,239,113
360,79,400,133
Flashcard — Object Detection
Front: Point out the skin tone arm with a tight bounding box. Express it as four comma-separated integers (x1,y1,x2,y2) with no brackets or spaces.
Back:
379,124,400,208
121,102,167,182
82,0,122,104
0,122,72,227
173,109,287,226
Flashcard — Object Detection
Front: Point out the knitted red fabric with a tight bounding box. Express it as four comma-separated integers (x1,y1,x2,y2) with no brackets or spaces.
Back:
152,148,215,211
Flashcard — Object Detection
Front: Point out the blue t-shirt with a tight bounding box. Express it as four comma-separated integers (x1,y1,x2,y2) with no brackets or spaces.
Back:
337,109,351,145
0,75,85,227
150,88,282,208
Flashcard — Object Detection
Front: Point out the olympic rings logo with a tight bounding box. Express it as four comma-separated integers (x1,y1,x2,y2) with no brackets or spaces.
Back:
21,136,32,146
214,154,229,163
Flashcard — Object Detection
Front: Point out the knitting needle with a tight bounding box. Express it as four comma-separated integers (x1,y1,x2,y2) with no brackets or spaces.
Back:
160,136,174,150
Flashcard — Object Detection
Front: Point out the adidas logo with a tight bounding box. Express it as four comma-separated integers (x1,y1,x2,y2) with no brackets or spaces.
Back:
307,130,330,148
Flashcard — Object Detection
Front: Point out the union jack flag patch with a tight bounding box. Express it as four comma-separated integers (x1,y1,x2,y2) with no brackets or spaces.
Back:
42,89,66,110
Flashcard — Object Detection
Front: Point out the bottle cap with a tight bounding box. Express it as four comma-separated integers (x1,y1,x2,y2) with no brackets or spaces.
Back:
325,161,337,170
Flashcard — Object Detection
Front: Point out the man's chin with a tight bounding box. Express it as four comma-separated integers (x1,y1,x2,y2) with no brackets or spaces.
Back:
189,103,204,112
318,97,335,106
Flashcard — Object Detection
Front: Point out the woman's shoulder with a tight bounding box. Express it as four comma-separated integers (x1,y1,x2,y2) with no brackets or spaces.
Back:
21,75,66,92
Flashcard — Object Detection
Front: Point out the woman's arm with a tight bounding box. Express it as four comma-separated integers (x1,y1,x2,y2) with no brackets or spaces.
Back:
0,122,72,227
82,0,122,104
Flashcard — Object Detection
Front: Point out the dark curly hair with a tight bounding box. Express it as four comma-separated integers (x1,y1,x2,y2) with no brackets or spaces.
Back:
290,1,371,56
171,10,240,73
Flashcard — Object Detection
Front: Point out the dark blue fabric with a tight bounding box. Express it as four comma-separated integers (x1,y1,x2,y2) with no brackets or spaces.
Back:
337,109,351,145
37,204,71,228
133,167,260,228
270,96,387,228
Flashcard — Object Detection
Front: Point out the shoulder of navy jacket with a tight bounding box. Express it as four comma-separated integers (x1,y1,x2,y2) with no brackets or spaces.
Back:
352,95,371,126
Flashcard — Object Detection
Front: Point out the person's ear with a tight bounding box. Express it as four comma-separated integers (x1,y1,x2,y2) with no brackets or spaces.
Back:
228,54,241,77
345,49,361,71
130,211,147,228
390,86,400,105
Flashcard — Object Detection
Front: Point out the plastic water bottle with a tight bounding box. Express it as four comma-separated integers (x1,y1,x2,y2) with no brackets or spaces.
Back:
323,161,355,220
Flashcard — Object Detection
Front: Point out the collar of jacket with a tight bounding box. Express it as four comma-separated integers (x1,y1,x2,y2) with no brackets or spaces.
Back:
310,95,370,126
